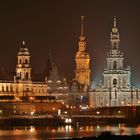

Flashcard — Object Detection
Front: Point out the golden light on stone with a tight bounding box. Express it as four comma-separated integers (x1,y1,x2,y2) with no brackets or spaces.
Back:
75,16,90,87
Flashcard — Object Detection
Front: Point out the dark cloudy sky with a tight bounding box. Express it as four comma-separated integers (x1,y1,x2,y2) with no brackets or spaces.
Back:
0,0,140,87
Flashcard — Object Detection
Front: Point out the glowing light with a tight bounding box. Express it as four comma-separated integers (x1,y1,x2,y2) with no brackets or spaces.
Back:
30,126,35,133
66,105,69,108
65,118,72,124
96,111,100,114
96,125,100,130
65,125,72,132
16,97,20,101
64,111,67,114
31,111,34,116
121,101,124,104
23,41,25,46
118,110,121,114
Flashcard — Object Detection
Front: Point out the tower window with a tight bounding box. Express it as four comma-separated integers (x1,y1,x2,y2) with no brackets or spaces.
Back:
113,78,117,85
2,86,4,92
19,59,22,64
113,42,117,49
20,72,21,79
6,86,9,92
115,89,117,99
25,72,29,79
113,61,117,69
10,86,13,92
25,59,28,64
136,90,139,99
109,90,111,99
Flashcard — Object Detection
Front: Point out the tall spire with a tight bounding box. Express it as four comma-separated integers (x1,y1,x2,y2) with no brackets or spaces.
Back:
48,50,54,67
110,16,120,49
22,41,25,47
80,16,85,41
113,16,116,27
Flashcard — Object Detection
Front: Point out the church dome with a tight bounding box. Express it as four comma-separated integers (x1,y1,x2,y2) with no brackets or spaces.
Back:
75,51,90,59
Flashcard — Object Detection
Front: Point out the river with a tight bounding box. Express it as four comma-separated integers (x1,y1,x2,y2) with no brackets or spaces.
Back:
0,124,140,139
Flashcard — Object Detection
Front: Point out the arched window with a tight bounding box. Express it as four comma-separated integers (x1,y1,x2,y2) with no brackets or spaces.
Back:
25,59,28,64
113,78,117,85
115,89,117,99
2,86,4,92
19,72,21,79
113,42,117,49
6,86,9,92
113,61,117,69
19,59,22,64
25,72,29,79
109,90,111,99
10,86,13,92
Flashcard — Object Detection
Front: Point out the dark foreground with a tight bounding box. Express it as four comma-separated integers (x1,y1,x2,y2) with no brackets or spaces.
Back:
66,133,140,140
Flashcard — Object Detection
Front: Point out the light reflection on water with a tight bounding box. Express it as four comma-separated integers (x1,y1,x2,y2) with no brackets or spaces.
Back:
0,124,140,140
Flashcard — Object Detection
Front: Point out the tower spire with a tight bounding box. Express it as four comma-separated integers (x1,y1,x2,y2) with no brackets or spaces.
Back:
113,16,116,27
80,16,85,41
110,16,120,50
22,41,25,46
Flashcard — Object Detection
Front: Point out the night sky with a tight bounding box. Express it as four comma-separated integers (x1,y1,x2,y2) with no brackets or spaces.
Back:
0,0,140,87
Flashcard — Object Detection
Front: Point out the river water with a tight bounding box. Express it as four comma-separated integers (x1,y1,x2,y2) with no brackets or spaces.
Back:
0,124,140,140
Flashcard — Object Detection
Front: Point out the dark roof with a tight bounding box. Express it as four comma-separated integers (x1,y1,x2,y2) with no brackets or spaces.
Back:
35,96,55,100
0,96,14,100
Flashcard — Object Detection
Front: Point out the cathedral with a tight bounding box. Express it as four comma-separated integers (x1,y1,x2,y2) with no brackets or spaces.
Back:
89,17,140,108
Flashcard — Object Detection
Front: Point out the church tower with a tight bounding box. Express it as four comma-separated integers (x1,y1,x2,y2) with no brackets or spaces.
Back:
90,17,140,108
103,17,131,88
75,16,90,88
15,41,32,83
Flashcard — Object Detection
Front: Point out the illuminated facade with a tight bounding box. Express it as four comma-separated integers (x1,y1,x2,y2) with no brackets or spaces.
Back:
0,41,48,102
75,16,90,91
90,17,140,108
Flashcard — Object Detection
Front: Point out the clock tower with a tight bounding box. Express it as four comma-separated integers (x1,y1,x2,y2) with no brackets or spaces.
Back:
75,16,90,89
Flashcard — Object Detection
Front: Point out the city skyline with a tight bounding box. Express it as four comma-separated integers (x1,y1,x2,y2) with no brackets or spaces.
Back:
0,0,140,87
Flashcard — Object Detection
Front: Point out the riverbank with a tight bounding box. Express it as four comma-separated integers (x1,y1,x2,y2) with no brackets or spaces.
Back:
0,114,139,126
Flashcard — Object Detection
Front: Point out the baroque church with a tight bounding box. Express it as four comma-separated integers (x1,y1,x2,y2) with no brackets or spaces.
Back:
89,17,140,108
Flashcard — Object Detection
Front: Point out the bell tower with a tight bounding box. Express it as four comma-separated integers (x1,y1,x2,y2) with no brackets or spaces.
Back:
15,41,32,83
103,17,131,88
75,16,90,88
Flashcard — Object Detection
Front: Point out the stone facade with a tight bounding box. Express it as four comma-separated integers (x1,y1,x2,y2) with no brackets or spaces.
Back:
75,16,90,89
0,41,49,102
90,17,140,108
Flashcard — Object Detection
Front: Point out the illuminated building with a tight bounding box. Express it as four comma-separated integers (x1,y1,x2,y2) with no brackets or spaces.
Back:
0,41,49,102
90,17,140,108
75,16,90,92
68,17,90,107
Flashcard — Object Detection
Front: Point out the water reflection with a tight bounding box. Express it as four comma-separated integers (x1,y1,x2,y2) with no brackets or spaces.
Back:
0,124,140,139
